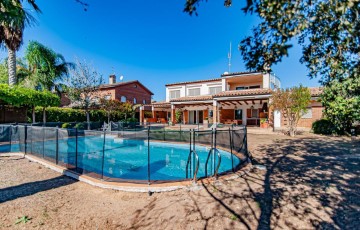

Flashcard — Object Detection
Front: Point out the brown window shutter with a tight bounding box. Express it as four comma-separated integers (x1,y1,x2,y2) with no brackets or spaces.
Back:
247,109,251,118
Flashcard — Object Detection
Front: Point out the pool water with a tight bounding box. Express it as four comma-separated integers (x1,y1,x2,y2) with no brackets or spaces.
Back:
4,135,241,181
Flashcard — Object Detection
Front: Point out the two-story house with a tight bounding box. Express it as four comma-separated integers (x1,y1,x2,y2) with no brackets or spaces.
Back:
143,71,323,128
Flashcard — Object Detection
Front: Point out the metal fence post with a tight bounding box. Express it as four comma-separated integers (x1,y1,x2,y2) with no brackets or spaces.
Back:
147,126,150,185
101,129,106,180
9,125,12,152
42,127,45,158
24,125,27,154
56,127,59,165
75,128,78,170
229,127,234,172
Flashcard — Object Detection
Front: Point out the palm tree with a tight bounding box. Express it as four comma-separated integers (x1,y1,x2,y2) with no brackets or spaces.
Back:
23,41,74,96
0,0,41,85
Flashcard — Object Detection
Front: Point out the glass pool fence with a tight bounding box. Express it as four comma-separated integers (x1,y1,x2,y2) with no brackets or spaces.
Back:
0,124,249,184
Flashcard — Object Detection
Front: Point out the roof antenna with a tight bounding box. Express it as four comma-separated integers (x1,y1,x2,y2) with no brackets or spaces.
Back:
228,42,232,73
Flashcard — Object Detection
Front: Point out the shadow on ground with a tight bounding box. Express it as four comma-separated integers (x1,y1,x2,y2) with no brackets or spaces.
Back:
0,174,77,204
129,136,359,229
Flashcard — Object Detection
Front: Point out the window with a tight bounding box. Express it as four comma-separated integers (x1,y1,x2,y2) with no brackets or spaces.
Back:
301,108,312,119
236,85,261,90
235,109,243,120
133,98,137,104
143,99,146,104
209,86,222,95
169,90,181,99
209,110,213,118
251,109,259,118
104,95,111,100
188,88,200,96
120,96,126,102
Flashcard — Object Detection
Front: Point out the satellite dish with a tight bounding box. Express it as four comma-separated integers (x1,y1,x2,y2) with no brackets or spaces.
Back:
120,75,124,81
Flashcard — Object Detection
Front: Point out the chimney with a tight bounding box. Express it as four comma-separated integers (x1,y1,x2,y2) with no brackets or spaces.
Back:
109,74,116,84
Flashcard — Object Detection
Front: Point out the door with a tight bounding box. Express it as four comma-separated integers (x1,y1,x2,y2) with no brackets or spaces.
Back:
198,110,203,124
189,111,195,124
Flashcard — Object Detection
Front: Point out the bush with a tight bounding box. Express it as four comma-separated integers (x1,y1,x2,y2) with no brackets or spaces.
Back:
61,123,73,129
28,107,127,123
312,119,337,135
74,122,86,130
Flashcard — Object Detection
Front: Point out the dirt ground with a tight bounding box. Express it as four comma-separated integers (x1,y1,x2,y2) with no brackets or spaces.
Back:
0,133,359,230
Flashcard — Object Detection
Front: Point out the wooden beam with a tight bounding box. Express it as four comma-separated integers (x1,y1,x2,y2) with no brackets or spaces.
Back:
252,100,255,105
244,101,248,105
260,100,263,104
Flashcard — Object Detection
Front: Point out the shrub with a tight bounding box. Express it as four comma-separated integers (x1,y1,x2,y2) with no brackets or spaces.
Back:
312,119,337,135
61,123,73,129
74,122,86,130
28,107,127,123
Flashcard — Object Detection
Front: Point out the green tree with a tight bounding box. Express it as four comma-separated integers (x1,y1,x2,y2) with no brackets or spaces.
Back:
322,77,360,134
99,98,123,123
0,0,41,85
21,41,74,95
185,0,360,133
270,85,311,137
67,59,104,129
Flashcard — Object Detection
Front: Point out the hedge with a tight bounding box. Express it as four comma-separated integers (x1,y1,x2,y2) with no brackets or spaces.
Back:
28,107,130,123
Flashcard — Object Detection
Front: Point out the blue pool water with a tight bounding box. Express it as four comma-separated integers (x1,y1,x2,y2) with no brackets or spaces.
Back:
3,136,241,181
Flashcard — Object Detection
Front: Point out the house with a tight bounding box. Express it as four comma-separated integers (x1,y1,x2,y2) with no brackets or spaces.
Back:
142,71,323,128
61,75,154,107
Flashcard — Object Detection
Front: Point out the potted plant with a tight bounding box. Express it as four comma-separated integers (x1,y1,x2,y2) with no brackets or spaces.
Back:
260,118,269,128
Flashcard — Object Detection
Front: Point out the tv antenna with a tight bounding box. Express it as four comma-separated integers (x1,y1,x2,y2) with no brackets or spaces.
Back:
227,42,232,73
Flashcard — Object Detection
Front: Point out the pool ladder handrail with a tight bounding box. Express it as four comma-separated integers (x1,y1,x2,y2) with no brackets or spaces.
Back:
204,147,222,178
186,150,200,182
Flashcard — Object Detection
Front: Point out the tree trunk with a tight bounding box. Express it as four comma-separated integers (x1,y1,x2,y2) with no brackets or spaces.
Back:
108,112,110,124
7,48,17,85
42,107,46,124
32,106,36,123
86,109,90,130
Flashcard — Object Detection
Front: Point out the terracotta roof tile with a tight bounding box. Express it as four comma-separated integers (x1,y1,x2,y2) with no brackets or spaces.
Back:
170,95,213,102
214,88,273,97
151,101,171,108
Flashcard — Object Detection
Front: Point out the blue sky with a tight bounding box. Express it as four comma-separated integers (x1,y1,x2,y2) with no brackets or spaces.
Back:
0,0,320,101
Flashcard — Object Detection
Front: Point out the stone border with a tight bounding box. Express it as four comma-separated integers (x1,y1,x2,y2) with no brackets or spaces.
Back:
1,152,252,193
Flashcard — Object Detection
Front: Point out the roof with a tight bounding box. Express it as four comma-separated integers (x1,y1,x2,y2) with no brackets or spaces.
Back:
99,80,154,95
214,88,272,97
165,78,222,87
170,95,213,102
165,71,264,87
151,101,171,108
309,87,323,96
221,71,263,77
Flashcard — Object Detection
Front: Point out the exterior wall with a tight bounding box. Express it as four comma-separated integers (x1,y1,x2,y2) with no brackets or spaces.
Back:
263,73,270,89
228,80,263,90
0,105,28,123
297,106,324,128
281,104,324,128
100,82,152,105
60,94,71,107
166,80,222,102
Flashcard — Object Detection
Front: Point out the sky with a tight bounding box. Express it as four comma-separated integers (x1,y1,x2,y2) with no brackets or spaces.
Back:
0,0,320,101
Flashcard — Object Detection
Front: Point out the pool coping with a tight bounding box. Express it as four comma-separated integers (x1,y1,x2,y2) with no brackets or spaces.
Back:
1,152,252,193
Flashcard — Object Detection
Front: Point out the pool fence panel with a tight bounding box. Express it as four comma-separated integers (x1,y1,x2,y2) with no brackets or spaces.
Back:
0,124,249,184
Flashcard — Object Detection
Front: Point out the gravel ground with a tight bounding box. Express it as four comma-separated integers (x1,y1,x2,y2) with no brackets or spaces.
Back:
0,133,359,230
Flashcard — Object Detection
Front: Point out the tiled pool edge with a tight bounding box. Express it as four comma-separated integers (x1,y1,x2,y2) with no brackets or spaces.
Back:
1,152,252,193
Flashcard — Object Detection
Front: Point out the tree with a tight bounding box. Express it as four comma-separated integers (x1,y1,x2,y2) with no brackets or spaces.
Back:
0,0,41,85
21,41,74,95
184,0,360,134
271,85,311,137
99,98,123,123
0,84,60,123
321,77,360,134
67,59,103,129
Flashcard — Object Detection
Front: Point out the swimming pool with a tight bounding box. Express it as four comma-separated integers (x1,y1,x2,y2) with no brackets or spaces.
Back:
5,135,241,181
